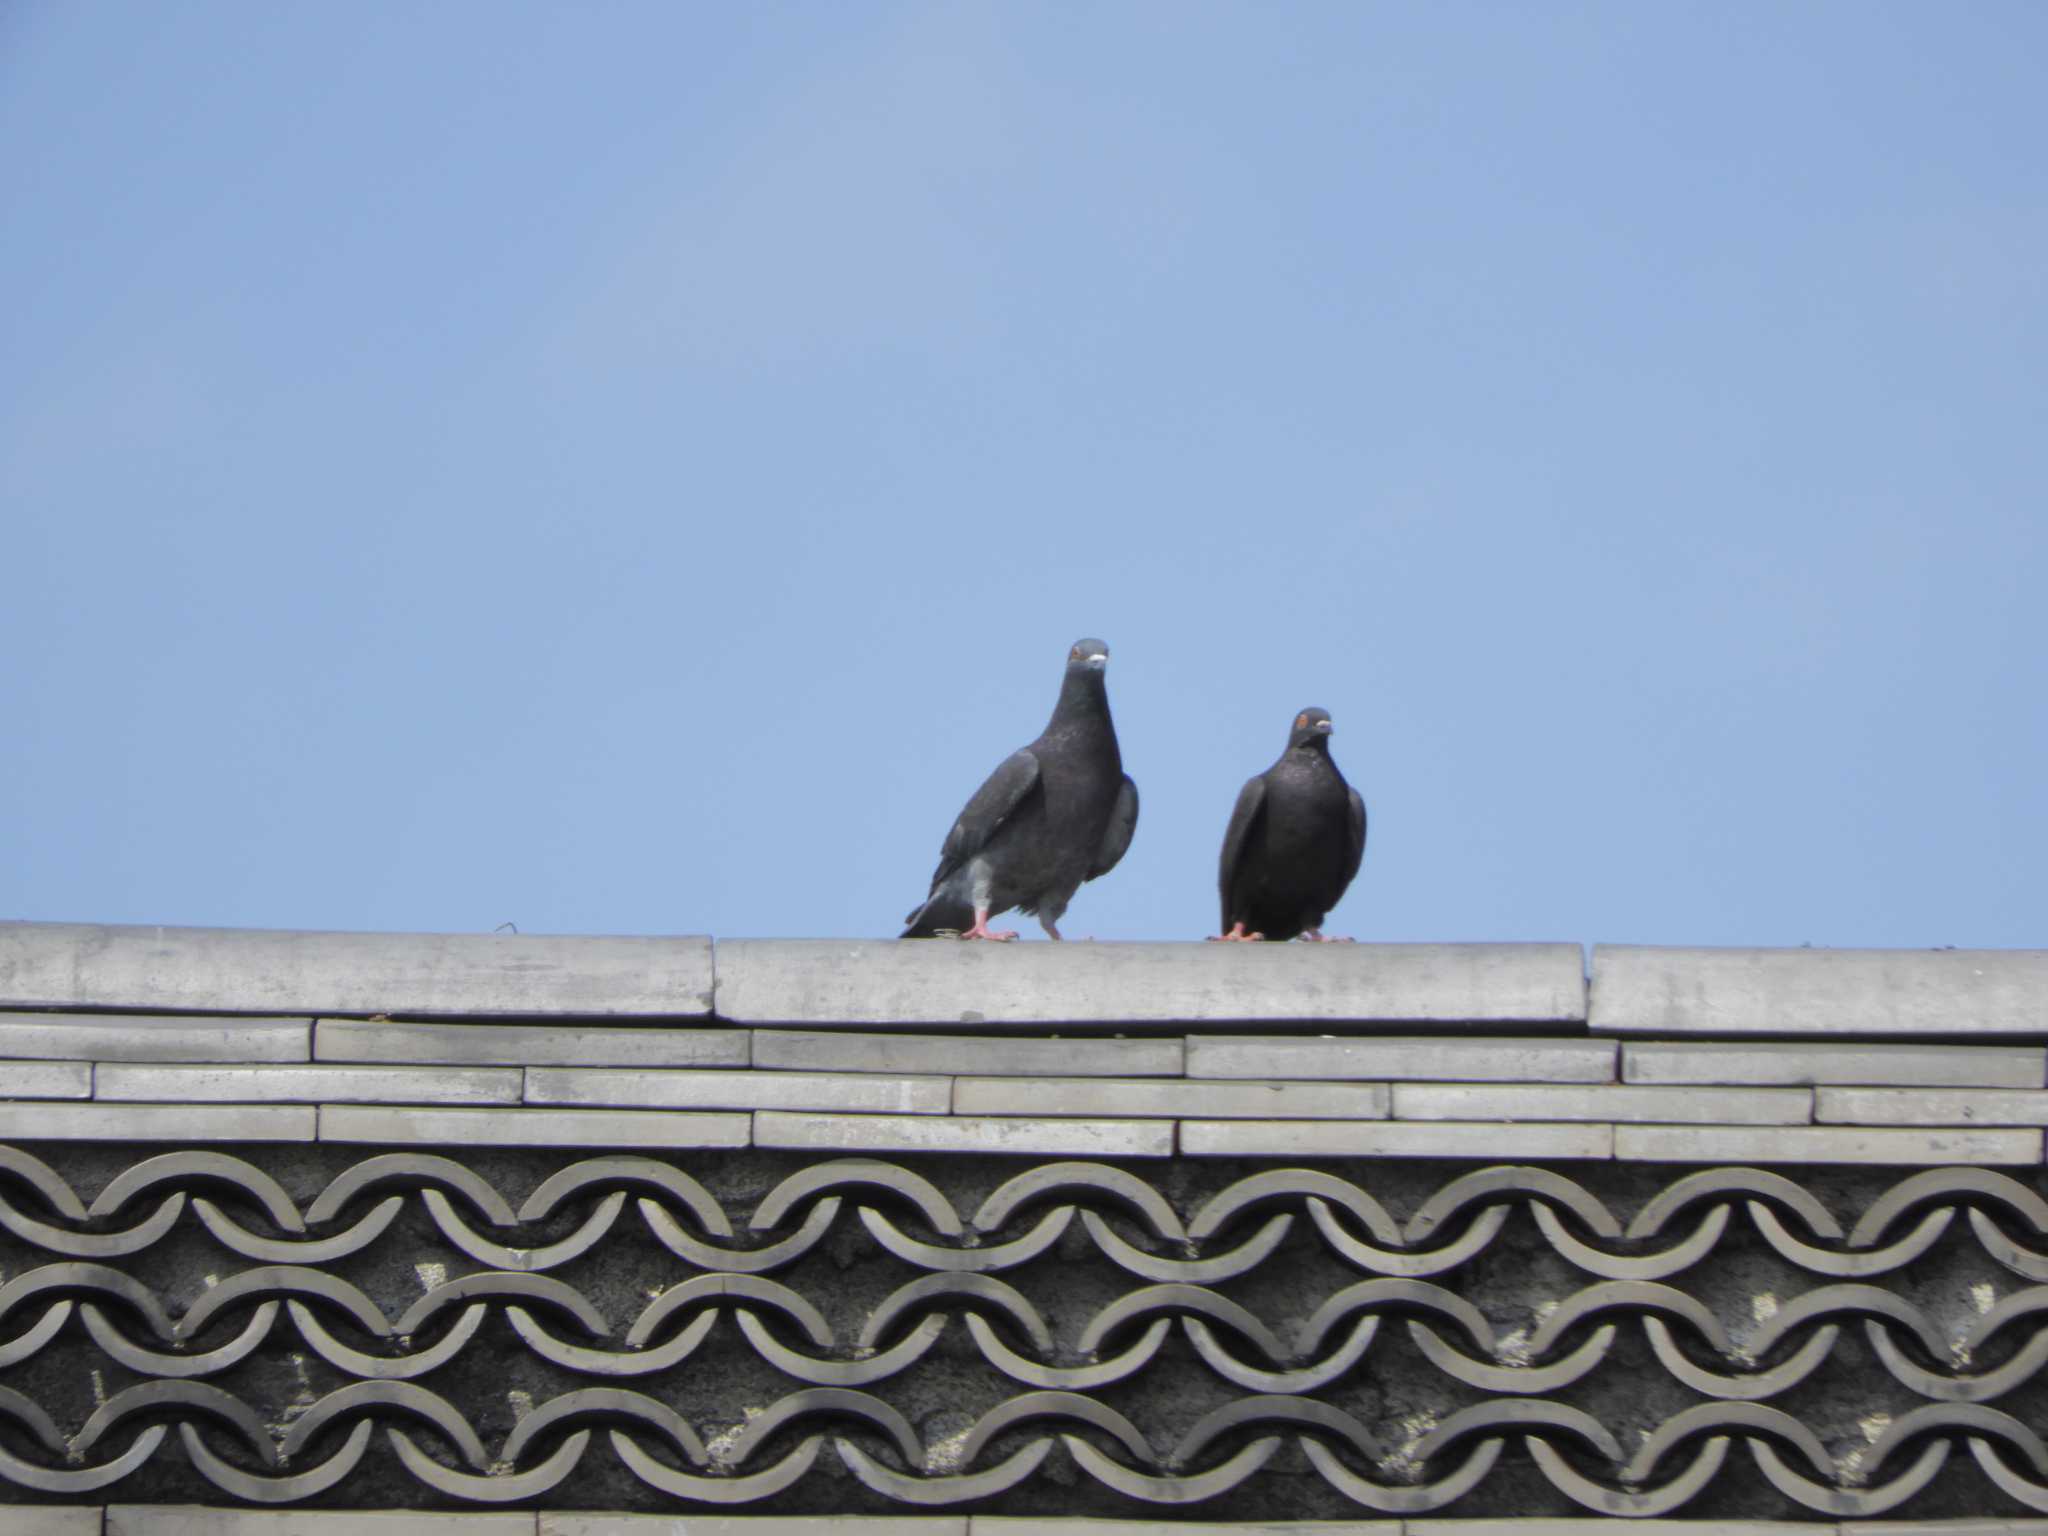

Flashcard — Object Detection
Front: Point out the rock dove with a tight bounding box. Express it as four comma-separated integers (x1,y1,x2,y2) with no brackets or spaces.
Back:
1213,707,1366,942
902,638,1138,941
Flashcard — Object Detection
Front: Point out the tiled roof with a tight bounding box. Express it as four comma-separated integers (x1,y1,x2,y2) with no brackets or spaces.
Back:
2,922,2043,1160
4,921,2048,1528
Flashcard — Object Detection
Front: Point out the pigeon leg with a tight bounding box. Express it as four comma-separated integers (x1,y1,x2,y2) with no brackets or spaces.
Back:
1040,916,1064,941
961,908,1019,942
1207,923,1265,942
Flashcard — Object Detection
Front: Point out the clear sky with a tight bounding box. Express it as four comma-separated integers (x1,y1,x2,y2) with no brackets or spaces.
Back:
3,4,2042,949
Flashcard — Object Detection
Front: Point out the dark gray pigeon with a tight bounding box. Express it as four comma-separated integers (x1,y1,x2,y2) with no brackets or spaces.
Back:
903,638,1138,941
1213,707,1366,942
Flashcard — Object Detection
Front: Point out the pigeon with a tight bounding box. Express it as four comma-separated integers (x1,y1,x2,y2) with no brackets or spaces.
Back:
1213,707,1366,942
902,638,1138,941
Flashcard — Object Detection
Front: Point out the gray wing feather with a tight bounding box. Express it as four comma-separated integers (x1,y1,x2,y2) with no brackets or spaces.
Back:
1216,775,1266,925
928,749,1041,891
1343,786,1368,886
1089,775,1139,880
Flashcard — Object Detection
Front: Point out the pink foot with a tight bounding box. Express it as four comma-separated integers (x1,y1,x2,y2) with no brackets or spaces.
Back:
961,908,1018,942
1207,922,1266,942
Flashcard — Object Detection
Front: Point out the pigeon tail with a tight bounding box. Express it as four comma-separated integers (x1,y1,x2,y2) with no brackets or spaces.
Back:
902,892,975,939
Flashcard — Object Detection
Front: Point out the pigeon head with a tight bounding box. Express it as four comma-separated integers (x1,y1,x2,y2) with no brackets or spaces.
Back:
1066,638,1110,674
1289,708,1335,749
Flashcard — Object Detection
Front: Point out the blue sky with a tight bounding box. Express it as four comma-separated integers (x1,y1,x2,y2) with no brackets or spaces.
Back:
3,4,2043,948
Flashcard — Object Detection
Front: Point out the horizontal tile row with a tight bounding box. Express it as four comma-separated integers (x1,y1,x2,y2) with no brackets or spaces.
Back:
321,1018,752,1067
1591,942,2048,1037
0,1013,315,1063
1186,1035,1617,1080
301,1028,2048,1091
0,1018,1185,1073
0,1099,2038,1163
716,938,1589,1025
0,924,1593,1024
1182,1121,2044,1163
0,924,716,1018
1622,1038,2046,1087
61,1508,2048,1536
14,1017,2048,1092
6,922,2045,1035
533,1069,954,1114
20,1059,2048,1126
0,1061,91,1097
1817,1086,2048,1124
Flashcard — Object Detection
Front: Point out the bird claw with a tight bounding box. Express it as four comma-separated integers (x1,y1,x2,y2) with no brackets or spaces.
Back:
1208,925,1265,942
959,905,1020,941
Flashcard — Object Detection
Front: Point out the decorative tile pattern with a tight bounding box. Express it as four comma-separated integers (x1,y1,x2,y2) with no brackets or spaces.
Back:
3,1149,2048,1519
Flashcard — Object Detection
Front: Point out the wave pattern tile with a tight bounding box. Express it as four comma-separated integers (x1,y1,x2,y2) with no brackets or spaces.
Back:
10,1146,2048,1518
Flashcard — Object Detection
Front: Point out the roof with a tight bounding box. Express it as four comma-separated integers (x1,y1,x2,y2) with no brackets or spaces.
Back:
2,921,2043,1162
4,921,2048,1527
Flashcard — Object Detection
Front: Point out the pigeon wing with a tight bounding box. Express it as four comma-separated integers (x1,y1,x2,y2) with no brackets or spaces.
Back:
927,748,1041,892
1089,774,1139,880
1216,774,1267,929
1343,785,1368,886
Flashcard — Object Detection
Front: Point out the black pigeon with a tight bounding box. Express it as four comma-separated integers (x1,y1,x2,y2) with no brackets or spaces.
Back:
1214,707,1366,942
902,638,1138,941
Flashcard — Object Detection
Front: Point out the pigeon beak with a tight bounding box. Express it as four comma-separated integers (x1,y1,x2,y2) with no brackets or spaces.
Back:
1086,654,1107,669
1316,720,1334,734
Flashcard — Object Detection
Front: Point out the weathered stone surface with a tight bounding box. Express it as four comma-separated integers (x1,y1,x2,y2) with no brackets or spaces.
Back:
1426,1524,1820,1534
0,1507,104,1535
1615,1123,2042,1164
1187,1035,1615,1082
318,1019,748,1067
973,1522,1400,1534
1844,1521,2048,1534
1181,1119,1612,1158
319,1105,749,1148
1393,1083,1811,1124
528,1068,950,1113
717,940,1586,1025
111,1512,538,1535
753,1029,1184,1076
0,921,713,1017
755,1109,1174,1157
0,1061,91,1098
95,1063,522,1104
547,1520,963,1535
0,1011,310,1062
0,1102,313,1140
1817,1086,2048,1125
1624,1039,2046,1088
546,1520,964,1535
1591,943,2048,1036
954,1076,1391,1119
